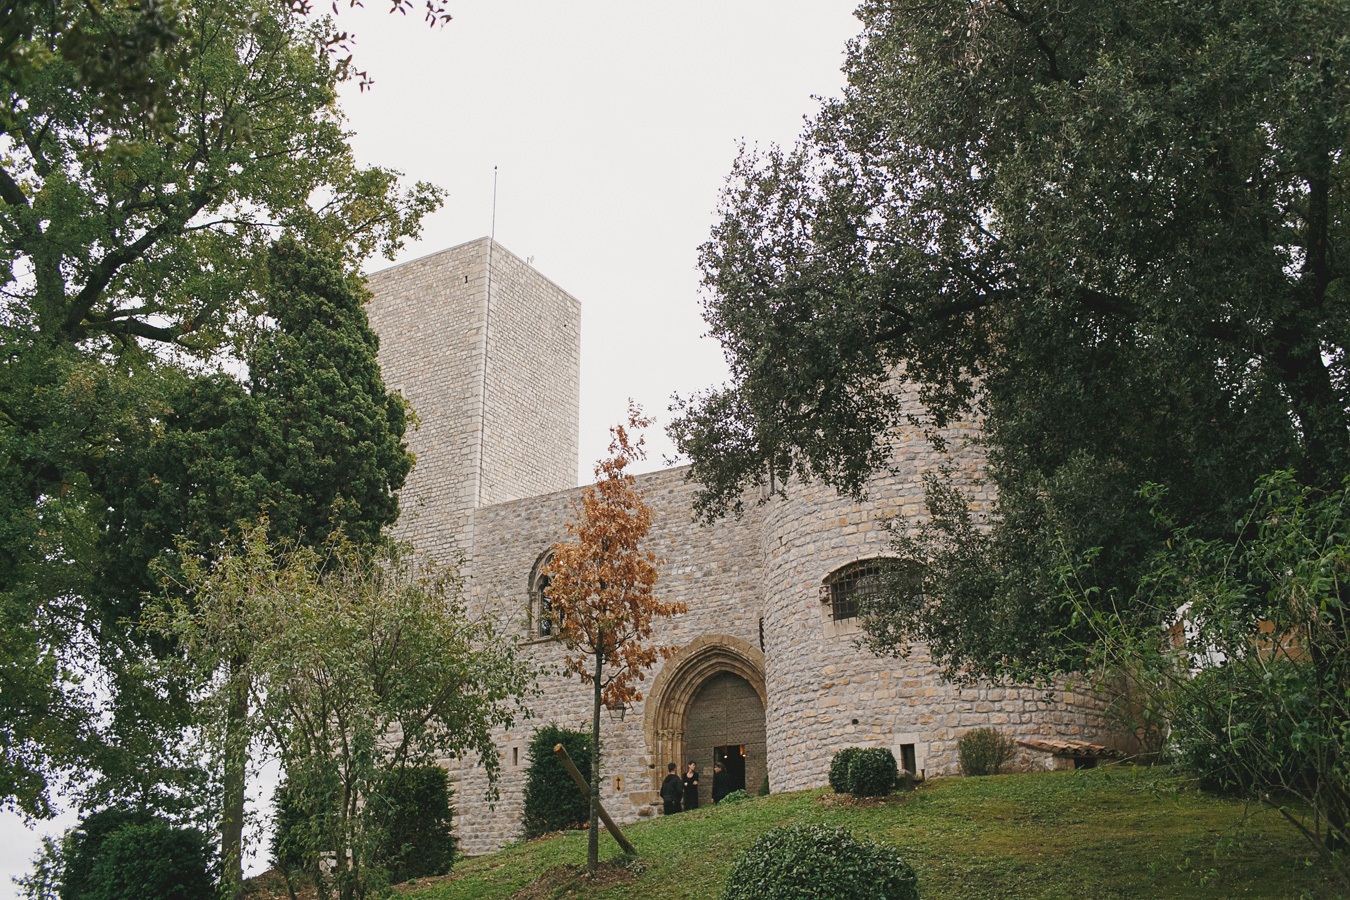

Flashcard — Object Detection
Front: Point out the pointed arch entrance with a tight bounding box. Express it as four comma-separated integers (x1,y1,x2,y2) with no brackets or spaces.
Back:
644,635,767,806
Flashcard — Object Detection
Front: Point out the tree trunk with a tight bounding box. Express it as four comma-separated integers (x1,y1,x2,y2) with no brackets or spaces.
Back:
338,777,354,900
221,654,250,900
588,648,602,875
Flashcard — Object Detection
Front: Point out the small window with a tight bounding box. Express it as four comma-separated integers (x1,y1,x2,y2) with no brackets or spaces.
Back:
899,743,917,775
536,576,553,637
821,560,888,623
528,551,557,639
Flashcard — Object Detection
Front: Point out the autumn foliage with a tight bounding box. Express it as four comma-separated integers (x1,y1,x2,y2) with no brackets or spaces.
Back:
545,404,685,712
544,404,685,870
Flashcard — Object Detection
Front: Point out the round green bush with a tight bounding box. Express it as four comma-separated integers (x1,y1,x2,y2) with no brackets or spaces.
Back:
81,819,214,900
828,747,863,794
957,727,1016,776
718,789,750,805
849,747,899,797
57,809,156,899
721,824,919,900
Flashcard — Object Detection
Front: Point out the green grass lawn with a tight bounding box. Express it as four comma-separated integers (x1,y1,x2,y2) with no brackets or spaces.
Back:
405,767,1345,899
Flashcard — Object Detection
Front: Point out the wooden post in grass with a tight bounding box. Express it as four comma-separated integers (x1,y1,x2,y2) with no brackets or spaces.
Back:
553,743,637,855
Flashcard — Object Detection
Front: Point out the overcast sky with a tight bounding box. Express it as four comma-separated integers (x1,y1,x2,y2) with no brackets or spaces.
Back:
341,0,861,478
1,3,859,892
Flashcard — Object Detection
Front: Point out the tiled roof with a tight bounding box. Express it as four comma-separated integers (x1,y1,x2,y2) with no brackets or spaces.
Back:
1017,738,1123,759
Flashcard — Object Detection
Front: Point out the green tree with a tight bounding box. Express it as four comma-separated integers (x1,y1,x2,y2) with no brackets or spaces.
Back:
671,0,1349,856
671,0,1348,675
545,406,683,873
151,526,530,900
0,0,436,829
90,237,415,894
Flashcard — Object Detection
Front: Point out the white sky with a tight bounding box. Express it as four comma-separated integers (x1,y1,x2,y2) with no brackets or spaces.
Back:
343,0,860,479
2,2,859,893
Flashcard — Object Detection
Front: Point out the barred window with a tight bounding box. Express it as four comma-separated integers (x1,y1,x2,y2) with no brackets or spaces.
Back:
821,559,887,623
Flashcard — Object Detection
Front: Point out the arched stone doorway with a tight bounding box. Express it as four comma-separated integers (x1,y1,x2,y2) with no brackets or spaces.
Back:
643,635,767,807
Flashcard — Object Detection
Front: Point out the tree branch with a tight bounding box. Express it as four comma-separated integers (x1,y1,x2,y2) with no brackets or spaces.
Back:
0,166,29,208
61,185,218,341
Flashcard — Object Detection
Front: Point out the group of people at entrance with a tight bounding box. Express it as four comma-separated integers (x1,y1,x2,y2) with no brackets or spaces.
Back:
660,761,732,814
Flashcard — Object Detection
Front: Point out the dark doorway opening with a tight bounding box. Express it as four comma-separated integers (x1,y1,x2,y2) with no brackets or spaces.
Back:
714,744,747,795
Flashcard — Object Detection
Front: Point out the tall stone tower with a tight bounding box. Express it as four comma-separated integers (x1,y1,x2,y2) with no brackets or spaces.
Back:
365,237,581,562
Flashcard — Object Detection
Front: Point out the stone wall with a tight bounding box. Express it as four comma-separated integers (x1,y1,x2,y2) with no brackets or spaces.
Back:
446,443,1121,854
365,238,580,562
477,246,580,508
449,467,767,855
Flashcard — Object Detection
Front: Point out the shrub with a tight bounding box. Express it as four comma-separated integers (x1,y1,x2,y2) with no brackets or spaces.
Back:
521,725,592,839
56,809,155,900
721,823,919,900
374,765,456,881
758,774,770,796
850,748,899,797
270,772,339,876
1173,660,1318,798
80,818,215,900
828,746,898,796
270,782,309,874
958,727,1016,776
828,747,863,794
719,789,750,805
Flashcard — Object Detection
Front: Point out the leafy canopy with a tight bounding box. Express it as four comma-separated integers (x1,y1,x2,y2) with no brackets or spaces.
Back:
671,0,1349,680
150,525,530,900
0,0,436,818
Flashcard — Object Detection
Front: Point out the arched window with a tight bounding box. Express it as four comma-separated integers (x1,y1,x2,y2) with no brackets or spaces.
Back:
821,559,887,623
528,551,556,639
820,558,923,636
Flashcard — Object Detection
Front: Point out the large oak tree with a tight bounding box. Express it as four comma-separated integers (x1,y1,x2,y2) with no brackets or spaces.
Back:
0,0,435,833
671,0,1348,679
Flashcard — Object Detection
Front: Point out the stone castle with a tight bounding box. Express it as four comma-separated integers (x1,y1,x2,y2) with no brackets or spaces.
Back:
366,237,1123,854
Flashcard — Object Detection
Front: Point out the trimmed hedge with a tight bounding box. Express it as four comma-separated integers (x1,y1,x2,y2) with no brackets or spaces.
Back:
828,747,863,794
272,765,453,883
375,765,455,882
829,746,898,796
721,823,919,900
521,725,592,839
849,748,899,797
270,781,309,873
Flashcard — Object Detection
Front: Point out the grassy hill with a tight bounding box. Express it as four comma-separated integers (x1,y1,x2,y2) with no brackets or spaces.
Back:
404,766,1343,899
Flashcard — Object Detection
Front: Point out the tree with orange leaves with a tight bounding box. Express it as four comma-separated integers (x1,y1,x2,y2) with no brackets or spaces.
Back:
544,404,686,873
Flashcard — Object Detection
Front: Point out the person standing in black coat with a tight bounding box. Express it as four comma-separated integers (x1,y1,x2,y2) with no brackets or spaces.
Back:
682,762,700,811
712,763,731,804
660,763,683,815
